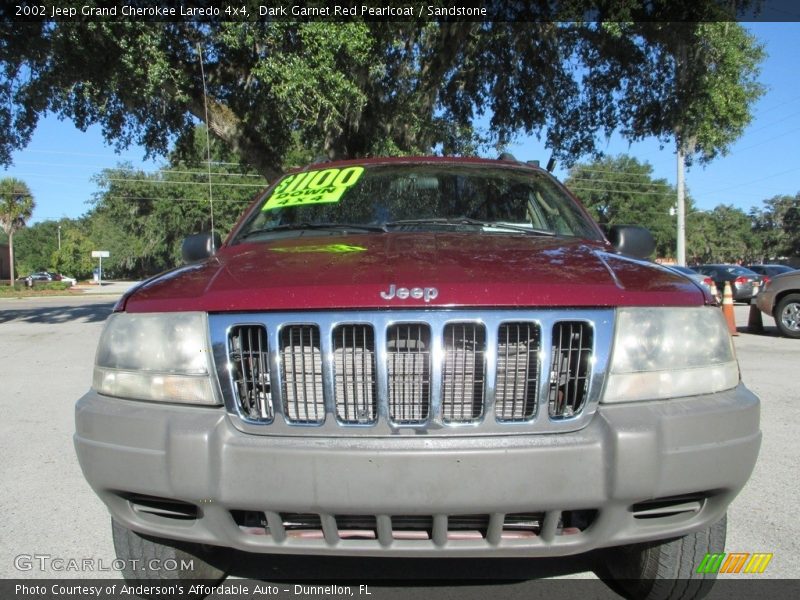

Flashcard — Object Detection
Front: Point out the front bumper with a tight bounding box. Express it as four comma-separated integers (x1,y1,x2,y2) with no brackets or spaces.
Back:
74,385,760,558
757,288,776,316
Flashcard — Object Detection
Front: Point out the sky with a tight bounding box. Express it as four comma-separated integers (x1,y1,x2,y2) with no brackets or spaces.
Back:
3,21,799,226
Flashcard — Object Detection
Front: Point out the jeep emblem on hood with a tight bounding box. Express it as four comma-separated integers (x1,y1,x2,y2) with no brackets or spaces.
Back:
380,284,439,303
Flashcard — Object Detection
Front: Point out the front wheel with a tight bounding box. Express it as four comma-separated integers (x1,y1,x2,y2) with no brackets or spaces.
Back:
775,294,800,338
112,520,228,597
601,515,727,600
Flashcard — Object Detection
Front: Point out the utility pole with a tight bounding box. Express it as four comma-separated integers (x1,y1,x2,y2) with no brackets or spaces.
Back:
57,225,61,251
676,145,686,266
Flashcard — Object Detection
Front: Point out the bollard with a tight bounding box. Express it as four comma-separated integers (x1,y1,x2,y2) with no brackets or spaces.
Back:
748,299,764,334
722,281,738,336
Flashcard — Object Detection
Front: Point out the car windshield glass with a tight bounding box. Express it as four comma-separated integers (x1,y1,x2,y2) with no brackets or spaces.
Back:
724,266,756,276
233,164,602,242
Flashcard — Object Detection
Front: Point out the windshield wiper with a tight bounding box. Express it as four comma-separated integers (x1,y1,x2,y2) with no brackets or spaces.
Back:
384,218,556,236
238,222,386,240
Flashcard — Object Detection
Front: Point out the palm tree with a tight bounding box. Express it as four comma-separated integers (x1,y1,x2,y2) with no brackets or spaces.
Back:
0,178,35,285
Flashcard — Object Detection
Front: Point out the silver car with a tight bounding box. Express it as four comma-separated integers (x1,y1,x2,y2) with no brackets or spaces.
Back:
756,270,800,338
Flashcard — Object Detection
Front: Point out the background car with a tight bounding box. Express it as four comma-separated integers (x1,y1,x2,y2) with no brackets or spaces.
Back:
17,272,53,286
744,264,796,278
28,272,53,282
56,274,77,286
756,270,800,338
664,264,715,293
694,264,763,302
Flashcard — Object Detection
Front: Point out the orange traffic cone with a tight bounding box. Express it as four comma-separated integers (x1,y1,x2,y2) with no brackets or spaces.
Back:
722,281,738,336
709,280,719,304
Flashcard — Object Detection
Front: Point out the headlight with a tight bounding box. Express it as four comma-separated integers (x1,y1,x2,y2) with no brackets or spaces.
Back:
93,312,220,405
603,307,739,403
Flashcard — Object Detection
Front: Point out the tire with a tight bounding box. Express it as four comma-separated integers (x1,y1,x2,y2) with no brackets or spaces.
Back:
774,293,800,339
112,520,228,596
600,515,727,600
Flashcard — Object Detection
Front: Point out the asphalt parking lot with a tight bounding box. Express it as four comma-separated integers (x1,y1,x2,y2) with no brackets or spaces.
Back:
0,294,797,597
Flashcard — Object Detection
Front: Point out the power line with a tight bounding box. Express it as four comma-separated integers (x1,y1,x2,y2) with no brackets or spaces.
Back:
12,160,267,179
567,186,677,198
104,196,253,204
692,165,800,196
102,177,267,188
14,147,247,167
734,125,800,152
566,176,673,190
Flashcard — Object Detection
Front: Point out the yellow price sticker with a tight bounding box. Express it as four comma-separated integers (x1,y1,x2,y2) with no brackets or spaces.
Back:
263,166,365,210
270,244,367,254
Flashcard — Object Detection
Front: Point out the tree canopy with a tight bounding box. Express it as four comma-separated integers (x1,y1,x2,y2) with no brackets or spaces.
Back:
0,4,764,180
75,127,267,277
564,155,791,264
750,193,800,261
685,205,755,264
565,156,679,257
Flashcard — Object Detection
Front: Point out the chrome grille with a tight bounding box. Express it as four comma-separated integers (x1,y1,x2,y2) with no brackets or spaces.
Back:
386,324,431,424
228,325,273,421
333,325,377,424
442,323,486,423
496,323,540,422
280,325,324,423
549,322,593,418
212,310,612,436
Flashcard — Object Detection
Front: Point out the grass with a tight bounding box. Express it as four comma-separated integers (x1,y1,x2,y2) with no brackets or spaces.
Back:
0,281,78,297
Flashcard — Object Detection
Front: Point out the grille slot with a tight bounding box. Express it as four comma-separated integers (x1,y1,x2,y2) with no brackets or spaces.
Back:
391,515,433,540
632,494,707,520
333,325,377,424
502,512,543,538
496,323,540,422
442,323,486,423
280,325,324,423
229,325,273,421
334,515,378,539
124,494,198,521
386,324,431,424
549,322,593,418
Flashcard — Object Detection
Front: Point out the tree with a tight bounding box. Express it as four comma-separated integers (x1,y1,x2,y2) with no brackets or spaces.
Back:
597,21,764,263
686,205,755,264
51,220,95,279
86,126,267,278
0,177,34,284
565,155,678,258
0,4,765,180
11,218,66,275
750,193,800,261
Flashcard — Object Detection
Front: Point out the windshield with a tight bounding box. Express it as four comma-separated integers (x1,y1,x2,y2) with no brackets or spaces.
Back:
233,163,602,242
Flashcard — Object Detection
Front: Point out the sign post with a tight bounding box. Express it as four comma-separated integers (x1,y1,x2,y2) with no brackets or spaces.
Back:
91,251,110,285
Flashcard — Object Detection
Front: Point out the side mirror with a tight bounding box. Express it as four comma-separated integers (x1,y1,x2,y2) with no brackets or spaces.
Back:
182,232,221,263
607,225,655,260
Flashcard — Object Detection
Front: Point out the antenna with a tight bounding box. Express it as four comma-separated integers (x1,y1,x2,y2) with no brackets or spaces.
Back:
197,44,216,251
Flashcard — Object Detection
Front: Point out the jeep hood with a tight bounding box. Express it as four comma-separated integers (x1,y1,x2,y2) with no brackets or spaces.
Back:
122,233,706,312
